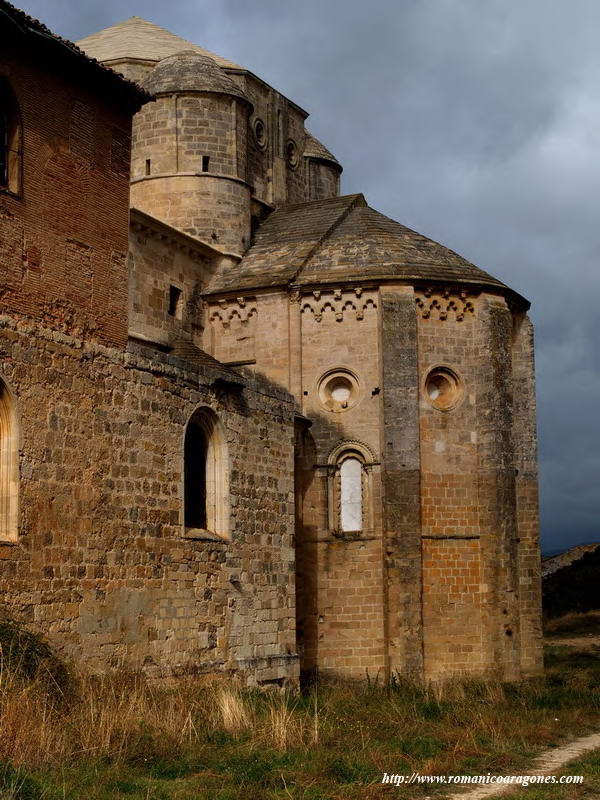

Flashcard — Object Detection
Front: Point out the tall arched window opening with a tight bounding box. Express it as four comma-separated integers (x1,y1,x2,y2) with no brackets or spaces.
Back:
327,441,377,535
0,80,22,195
339,457,362,532
0,377,19,541
184,407,229,538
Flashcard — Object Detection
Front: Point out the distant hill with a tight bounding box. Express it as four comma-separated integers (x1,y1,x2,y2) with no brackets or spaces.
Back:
542,542,600,578
542,540,600,558
542,543,600,618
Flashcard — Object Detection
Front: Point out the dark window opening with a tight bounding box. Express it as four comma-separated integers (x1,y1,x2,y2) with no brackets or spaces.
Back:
0,80,22,195
202,155,210,172
168,285,183,319
145,158,151,175
0,112,8,187
250,214,261,243
183,408,228,537
184,420,207,529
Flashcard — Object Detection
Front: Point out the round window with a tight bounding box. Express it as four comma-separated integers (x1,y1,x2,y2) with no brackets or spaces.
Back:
253,118,267,150
286,139,299,169
318,369,360,413
424,367,463,411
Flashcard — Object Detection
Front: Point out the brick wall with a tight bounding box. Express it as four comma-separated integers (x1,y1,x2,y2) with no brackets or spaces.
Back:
422,537,484,672
0,45,132,347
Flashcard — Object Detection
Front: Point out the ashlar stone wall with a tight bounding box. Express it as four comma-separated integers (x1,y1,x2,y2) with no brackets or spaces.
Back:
128,209,222,349
295,287,385,677
0,315,298,685
206,280,542,683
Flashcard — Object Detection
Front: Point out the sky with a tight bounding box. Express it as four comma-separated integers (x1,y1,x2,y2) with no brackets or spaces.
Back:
18,0,600,554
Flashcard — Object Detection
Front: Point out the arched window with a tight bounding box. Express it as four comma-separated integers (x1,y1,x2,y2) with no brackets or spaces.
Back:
0,80,22,195
339,457,362,532
184,407,229,538
327,441,377,535
0,377,19,541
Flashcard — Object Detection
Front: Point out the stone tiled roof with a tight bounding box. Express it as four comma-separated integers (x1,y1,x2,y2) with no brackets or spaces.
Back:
304,132,341,169
76,16,243,71
143,50,250,104
0,0,149,110
297,204,506,289
208,195,362,293
170,340,241,378
207,194,514,297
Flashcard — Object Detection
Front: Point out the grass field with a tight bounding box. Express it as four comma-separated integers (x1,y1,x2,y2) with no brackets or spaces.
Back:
0,616,598,799
544,610,600,638
508,749,600,800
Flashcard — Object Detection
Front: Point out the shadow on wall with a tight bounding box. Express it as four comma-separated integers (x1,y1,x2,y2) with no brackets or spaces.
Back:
233,362,372,679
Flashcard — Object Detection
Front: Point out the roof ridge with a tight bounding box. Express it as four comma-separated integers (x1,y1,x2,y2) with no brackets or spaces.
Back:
289,194,366,285
360,206,482,270
278,193,363,214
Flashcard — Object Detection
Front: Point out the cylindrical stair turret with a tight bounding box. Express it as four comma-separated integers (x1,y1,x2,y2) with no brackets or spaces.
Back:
130,50,253,254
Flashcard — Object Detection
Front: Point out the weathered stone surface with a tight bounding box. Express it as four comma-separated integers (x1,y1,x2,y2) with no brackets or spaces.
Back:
0,3,543,686
0,317,297,684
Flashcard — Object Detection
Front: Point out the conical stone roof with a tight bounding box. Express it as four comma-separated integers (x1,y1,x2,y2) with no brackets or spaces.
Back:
304,132,341,169
76,16,243,70
143,50,250,104
207,194,524,305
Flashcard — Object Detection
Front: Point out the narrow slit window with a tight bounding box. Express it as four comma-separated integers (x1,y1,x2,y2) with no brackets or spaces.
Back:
167,285,183,319
145,158,151,175
277,110,283,156
202,155,210,172
0,80,22,195
0,378,18,541
184,419,208,530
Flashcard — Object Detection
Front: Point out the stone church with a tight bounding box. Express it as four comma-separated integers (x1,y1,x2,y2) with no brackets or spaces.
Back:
0,2,542,684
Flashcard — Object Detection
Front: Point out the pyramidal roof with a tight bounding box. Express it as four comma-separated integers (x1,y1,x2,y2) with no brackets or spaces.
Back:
207,194,523,303
76,16,243,71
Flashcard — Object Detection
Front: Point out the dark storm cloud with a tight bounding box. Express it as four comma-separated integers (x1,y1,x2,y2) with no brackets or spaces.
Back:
17,0,600,552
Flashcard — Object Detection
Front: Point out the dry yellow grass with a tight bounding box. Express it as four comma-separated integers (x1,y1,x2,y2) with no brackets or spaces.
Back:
0,622,598,799
214,685,252,734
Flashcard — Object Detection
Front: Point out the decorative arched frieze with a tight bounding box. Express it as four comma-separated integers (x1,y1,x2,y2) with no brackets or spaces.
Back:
208,296,258,328
415,287,476,321
300,287,377,323
207,296,258,363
